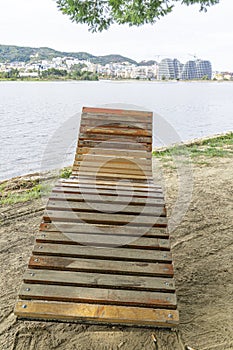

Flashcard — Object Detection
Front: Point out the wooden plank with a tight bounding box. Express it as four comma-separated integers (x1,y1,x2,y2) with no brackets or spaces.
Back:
75,154,151,164
40,223,169,238
52,186,164,199
43,210,167,227
76,147,151,158
19,283,175,308
29,255,173,277
70,174,153,182
61,177,162,191
71,171,151,180
73,160,152,171
81,126,152,137
36,231,170,250
78,140,152,151
78,133,152,144
49,192,165,206
23,269,175,292
80,119,152,130
73,164,152,174
82,107,152,117
59,181,161,193
33,243,172,262
46,200,165,217
15,301,179,327
72,165,152,177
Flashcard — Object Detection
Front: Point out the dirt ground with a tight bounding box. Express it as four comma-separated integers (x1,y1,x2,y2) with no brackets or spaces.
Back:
0,155,232,350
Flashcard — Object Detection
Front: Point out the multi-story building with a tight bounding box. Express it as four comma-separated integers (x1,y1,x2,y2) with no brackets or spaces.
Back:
181,59,212,80
158,58,183,80
196,60,212,79
158,58,212,80
180,60,197,80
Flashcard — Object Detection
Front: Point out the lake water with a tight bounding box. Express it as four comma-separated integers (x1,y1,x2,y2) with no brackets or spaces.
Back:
0,81,232,181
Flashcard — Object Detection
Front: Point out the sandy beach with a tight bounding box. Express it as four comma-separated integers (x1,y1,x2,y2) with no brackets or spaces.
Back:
0,136,232,350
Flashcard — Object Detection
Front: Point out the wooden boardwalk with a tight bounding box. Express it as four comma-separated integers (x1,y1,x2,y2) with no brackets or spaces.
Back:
15,107,179,327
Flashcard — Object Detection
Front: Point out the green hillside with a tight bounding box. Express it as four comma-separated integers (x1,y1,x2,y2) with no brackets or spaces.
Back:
0,44,137,65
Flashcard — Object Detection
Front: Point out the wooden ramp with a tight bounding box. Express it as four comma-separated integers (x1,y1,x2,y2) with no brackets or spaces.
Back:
15,107,179,327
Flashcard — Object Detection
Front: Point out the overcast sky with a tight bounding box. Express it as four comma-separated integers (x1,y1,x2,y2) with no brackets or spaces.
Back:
0,0,232,70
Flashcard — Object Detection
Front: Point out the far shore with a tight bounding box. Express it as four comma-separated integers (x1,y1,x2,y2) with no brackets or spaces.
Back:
0,77,233,83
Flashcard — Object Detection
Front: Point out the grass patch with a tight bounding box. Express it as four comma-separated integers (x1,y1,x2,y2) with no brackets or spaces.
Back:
153,132,233,160
0,184,42,205
199,132,233,147
60,167,72,178
0,166,72,206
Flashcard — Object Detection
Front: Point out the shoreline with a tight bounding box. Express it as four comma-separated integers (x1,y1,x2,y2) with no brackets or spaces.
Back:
154,130,233,151
0,78,233,83
0,131,232,185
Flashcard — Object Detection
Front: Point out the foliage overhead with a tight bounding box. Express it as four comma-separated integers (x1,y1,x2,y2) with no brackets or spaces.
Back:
55,0,220,32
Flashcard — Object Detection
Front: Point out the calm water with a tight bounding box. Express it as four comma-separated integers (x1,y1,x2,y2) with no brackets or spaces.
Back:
0,81,232,181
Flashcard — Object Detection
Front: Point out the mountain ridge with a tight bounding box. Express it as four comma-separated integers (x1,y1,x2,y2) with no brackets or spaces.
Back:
0,44,139,65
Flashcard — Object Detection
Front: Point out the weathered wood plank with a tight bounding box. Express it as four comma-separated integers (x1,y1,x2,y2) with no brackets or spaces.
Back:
19,283,175,308
78,133,152,144
82,107,153,117
23,269,175,292
79,120,153,130
72,165,152,177
61,178,161,189
70,174,153,182
76,146,152,160
75,153,151,163
36,231,170,250
49,192,165,207
46,200,165,216
52,186,164,199
43,210,167,227
71,171,152,180
40,222,169,238
78,140,152,151
33,243,172,262
62,175,156,188
59,181,162,193
81,126,152,137
29,255,173,276
15,301,179,327
73,160,152,172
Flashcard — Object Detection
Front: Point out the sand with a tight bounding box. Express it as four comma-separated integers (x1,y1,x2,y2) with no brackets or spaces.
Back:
0,154,232,350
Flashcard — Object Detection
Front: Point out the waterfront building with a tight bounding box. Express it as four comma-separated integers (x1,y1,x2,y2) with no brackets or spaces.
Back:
180,60,197,80
158,58,183,80
196,60,212,79
180,59,212,80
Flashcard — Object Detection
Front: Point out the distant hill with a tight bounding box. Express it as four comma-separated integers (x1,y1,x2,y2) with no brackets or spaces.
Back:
0,44,138,65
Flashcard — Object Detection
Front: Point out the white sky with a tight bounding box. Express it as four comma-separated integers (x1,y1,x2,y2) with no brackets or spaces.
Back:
0,0,232,71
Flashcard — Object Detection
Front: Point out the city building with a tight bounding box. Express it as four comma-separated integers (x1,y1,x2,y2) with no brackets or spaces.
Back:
181,59,212,80
0,55,216,80
196,60,212,79
158,58,183,80
180,60,197,80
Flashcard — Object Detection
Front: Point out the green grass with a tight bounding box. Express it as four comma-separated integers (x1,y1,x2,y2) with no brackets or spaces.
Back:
0,184,42,205
60,167,72,178
153,132,233,160
0,182,7,192
0,167,72,206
